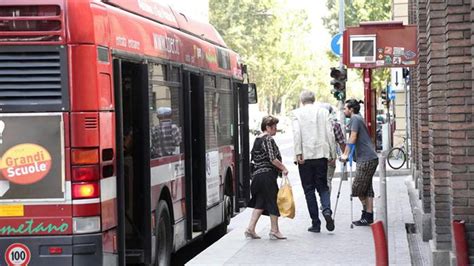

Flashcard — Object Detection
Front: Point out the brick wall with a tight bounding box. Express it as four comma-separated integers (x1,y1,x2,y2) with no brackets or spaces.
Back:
414,0,474,262
426,0,451,251
416,0,431,214
446,0,474,259
408,0,418,182
444,0,474,260
469,2,474,259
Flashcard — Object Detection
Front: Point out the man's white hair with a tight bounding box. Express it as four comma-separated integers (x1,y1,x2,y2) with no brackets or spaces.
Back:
300,90,315,104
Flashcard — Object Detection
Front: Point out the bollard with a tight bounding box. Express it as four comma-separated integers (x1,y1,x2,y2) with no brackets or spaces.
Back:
452,220,469,266
378,151,388,237
371,220,389,266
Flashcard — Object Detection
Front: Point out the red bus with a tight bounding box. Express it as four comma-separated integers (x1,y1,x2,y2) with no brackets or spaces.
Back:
0,0,254,265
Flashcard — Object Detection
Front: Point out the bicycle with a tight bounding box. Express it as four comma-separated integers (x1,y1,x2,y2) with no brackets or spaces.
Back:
387,137,408,170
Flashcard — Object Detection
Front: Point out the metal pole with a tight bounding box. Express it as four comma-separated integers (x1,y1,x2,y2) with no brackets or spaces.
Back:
387,101,392,148
338,0,345,131
363,69,374,140
339,0,344,68
378,151,388,237
404,77,410,169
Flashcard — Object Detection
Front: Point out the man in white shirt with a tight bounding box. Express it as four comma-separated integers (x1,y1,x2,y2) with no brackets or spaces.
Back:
291,90,337,232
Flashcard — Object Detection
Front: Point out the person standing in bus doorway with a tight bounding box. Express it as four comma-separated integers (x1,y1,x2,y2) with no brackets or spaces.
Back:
246,116,289,240
340,99,379,226
291,91,337,233
151,107,182,158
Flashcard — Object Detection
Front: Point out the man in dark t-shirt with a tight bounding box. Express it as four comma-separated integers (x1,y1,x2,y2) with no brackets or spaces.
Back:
341,99,379,226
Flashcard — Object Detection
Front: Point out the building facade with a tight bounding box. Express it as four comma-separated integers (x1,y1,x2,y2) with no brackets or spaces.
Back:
391,0,410,150
409,0,474,264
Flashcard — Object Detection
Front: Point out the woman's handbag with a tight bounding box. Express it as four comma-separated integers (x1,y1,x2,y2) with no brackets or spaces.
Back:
277,174,295,219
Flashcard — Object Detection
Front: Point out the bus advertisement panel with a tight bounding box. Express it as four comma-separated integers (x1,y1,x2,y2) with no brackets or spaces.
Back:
0,114,64,201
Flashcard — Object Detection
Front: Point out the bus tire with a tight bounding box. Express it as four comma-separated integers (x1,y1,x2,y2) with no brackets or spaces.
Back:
209,194,232,240
211,194,232,238
223,194,232,226
155,201,172,266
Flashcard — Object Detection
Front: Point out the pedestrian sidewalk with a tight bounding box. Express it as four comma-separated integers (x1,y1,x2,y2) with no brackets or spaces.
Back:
187,167,413,265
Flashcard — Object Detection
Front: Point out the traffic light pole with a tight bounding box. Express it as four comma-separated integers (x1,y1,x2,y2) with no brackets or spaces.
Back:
404,75,410,169
338,0,344,65
363,68,376,142
338,0,345,134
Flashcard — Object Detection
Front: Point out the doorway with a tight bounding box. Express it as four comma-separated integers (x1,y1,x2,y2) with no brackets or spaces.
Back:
183,72,207,237
114,60,152,264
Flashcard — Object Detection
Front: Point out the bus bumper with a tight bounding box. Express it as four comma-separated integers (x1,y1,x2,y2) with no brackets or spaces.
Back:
0,233,104,266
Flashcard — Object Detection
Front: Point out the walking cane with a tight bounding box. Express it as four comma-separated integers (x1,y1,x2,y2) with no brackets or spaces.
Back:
332,162,346,220
348,144,355,229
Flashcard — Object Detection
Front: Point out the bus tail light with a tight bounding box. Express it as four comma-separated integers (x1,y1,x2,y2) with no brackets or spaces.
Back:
73,216,100,234
72,182,99,199
71,148,101,229
71,148,99,165
72,166,100,182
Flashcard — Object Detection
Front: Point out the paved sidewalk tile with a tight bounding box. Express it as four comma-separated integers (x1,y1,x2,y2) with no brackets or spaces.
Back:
187,166,413,266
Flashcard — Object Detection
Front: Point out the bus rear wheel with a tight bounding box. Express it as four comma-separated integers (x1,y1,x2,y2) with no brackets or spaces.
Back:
214,194,232,237
224,194,232,226
155,201,172,266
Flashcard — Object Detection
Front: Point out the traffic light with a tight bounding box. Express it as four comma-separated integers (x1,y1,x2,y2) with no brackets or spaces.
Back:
381,87,388,105
330,67,347,101
402,68,410,80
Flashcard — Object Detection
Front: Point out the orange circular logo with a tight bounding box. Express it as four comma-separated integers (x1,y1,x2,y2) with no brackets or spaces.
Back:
0,144,52,185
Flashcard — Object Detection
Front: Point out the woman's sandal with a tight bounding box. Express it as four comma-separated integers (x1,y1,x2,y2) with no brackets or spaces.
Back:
269,231,287,240
244,229,261,239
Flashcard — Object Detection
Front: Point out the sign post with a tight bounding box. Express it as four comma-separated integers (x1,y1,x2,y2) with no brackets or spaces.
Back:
337,0,345,134
342,22,418,141
341,22,418,242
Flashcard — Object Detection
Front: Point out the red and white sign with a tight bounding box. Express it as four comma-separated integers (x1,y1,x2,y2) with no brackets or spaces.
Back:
5,243,31,266
0,143,52,185
343,22,418,69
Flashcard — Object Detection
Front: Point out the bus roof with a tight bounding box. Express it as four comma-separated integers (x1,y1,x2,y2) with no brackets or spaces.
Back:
0,0,243,79
103,0,227,48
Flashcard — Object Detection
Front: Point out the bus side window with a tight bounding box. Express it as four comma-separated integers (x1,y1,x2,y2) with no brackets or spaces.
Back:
149,64,183,159
218,78,233,145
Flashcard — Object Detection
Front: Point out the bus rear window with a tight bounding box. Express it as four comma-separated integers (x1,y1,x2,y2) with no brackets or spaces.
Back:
0,5,63,43
0,6,60,17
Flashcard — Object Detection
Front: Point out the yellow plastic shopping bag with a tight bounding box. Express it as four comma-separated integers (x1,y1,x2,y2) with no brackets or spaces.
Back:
277,175,295,219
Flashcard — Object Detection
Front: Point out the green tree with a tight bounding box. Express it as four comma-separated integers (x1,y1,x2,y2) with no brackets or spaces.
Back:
323,0,391,36
209,0,277,67
210,0,334,114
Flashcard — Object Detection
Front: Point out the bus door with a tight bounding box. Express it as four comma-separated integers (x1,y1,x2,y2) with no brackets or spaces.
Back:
183,71,207,239
113,59,152,264
234,82,252,209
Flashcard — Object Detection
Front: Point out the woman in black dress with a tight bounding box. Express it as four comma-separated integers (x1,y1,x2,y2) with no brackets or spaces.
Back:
245,116,289,240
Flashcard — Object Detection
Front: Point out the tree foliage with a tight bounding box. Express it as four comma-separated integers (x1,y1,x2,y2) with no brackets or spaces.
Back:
323,0,392,96
323,0,391,36
210,0,335,114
